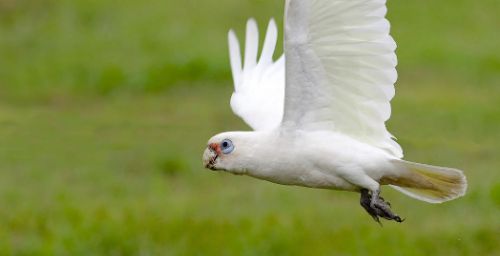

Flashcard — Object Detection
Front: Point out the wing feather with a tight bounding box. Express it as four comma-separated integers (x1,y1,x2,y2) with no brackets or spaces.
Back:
229,19,285,131
260,19,278,65
283,0,403,157
228,30,242,88
244,19,259,70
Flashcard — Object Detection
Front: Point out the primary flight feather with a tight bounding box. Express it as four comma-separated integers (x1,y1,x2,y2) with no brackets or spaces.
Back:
203,0,467,223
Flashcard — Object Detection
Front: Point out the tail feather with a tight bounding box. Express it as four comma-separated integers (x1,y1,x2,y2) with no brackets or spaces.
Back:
384,160,467,203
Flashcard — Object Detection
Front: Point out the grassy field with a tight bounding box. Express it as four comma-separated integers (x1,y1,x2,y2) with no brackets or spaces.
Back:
1,0,499,255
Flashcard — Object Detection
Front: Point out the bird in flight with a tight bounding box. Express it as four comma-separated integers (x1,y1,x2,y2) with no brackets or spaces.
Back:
203,0,467,223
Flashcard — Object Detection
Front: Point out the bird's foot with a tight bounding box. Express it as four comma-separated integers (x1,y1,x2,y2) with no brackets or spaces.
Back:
360,189,404,224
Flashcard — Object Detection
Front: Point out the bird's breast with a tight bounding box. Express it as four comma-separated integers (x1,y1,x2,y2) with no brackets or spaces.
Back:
243,130,389,191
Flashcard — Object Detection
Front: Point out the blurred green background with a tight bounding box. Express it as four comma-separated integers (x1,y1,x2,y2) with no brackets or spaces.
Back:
1,0,499,255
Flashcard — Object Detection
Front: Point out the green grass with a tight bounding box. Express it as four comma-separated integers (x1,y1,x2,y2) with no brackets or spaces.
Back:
1,0,498,100
0,0,499,255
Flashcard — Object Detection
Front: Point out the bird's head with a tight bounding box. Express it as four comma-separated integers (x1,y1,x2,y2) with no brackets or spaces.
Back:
203,131,256,174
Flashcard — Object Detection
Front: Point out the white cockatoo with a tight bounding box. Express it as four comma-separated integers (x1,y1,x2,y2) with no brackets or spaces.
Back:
203,0,467,222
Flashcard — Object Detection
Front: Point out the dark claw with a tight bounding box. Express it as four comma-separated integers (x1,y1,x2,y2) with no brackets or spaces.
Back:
360,189,404,224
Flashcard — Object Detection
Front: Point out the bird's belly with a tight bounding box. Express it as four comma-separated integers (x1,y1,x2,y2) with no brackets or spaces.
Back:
250,167,358,191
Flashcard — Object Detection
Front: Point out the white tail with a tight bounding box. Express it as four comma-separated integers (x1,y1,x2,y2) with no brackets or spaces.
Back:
384,160,467,203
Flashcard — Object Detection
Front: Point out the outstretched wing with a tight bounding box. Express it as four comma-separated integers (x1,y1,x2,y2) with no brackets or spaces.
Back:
229,19,285,131
283,0,403,158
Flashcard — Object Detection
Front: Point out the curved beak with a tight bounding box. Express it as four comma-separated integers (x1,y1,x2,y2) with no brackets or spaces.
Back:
203,143,220,171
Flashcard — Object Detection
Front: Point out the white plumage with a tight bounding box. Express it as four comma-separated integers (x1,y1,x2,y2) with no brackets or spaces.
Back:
204,0,467,222
229,19,285,131
283,0,402,158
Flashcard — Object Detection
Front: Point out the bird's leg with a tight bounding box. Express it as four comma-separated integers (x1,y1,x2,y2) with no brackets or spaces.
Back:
360,189,404,224
360,189,381,223
370,189,381,209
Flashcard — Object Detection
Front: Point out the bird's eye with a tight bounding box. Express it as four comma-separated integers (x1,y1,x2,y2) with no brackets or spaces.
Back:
220,139,234,154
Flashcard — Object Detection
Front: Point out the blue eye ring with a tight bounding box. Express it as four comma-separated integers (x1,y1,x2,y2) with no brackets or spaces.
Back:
220,139,234,154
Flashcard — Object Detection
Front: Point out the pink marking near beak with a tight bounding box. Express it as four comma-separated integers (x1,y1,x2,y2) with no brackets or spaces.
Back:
209,143,221,155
